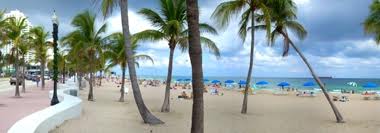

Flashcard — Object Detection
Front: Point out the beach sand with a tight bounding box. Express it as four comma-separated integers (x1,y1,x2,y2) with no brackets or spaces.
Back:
52,81,380,133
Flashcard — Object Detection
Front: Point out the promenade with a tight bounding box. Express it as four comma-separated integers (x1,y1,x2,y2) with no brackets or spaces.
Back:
0,80,52,132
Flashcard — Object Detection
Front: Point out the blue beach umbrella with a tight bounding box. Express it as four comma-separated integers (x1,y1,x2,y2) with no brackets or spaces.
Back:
277,82,290,90
256,81,269,85
303,81,315,87
211,80,220,84
277,82,290,87
238,80,247,85
224,80,235,84
362,82,378,88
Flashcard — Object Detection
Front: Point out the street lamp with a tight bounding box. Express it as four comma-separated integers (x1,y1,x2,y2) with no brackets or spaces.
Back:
50,10,59,106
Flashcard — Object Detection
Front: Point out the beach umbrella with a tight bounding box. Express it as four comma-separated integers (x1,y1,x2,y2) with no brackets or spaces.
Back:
303,81,315,87
277,82,290,90
277,82,290,87
362,82,378,88
256,81,269,85
224,80,235,84
211,80,220,84
347,82,358,87
238,80,247,85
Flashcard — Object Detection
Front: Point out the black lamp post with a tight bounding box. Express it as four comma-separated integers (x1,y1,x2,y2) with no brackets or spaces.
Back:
50,10,59,106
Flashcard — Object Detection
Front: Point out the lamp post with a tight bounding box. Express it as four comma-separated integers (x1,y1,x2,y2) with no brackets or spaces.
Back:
50,10,59,106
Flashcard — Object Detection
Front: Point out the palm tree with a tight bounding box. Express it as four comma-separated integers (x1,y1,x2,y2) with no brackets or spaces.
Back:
97,0,164,124
268,0,344,123
61,32,87,90
18,36,29,93
186,0,205,132
6,16,28,97
65,10,107,101
104,32,154,102
29,26,50,88
364,0,380,44
134,0,220,113
212,0,272,114
0,10,10,47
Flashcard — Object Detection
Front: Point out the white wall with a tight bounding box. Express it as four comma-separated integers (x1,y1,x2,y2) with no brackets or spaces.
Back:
8,78,82,133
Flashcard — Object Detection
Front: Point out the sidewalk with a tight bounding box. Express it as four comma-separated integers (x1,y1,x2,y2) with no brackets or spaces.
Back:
0,81,53,133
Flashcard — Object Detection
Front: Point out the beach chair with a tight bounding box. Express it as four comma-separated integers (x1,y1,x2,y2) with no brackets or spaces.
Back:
374,95,380,100
333,96,339,101
363,96,370,100
339,96,349,102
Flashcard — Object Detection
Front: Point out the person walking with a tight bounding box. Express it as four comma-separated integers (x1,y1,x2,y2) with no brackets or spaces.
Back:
36,75,40,87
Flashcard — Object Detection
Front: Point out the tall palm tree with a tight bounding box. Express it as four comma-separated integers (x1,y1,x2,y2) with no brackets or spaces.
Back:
268,0,344,123
97,0,164,124
6,16,28,97
186,0,205,132
104,32,154,102
65,10,107,101
29,26,50,88
134,0,220,113
212,0,272,114
364,0,380,44
18,36,29,93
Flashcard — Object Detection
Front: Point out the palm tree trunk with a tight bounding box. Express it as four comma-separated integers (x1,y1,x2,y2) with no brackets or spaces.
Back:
78,72,83,90
63,60,65,84
99,70,102,86
41,60,45,89
22,55,25,93
281,31,344,123
241,9,256,114
119,0,163,125
186,0,204,132
88,72,94,101
161,44,175,112
15,50,20,97
119,63,126,102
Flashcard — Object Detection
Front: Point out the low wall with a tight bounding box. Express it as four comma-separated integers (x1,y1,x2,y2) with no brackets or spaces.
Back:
8,78,82,133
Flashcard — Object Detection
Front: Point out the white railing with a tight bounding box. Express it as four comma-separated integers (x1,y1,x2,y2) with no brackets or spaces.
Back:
8,78,82,133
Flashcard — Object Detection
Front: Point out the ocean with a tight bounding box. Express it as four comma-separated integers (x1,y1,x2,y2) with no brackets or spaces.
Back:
138,75,380,92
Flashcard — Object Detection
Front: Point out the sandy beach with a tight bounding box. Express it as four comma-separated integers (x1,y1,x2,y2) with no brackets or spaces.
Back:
51,81,380,133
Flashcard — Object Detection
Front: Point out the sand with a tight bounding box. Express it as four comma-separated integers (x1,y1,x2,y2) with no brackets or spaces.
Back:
52,81,380,133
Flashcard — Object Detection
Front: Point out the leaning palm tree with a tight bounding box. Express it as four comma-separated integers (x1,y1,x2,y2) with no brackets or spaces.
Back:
65,10,107,101
96,0,164,124
268,0,344,123
29,26,50,88
104,32,154,102
6,16,28,97
212,0,272,114
186,0,205,132
135,0,220,113
364,0,380,44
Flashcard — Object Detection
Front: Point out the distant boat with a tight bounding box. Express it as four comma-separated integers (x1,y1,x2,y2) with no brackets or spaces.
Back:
319,76,333,79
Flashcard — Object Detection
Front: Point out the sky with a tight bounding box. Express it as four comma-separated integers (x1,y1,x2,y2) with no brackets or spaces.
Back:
0,0,379,78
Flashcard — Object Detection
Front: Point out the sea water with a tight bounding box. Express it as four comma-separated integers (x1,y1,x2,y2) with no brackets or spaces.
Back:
138,76,380,92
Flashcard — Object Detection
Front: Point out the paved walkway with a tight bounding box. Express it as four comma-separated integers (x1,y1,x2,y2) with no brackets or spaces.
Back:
0,81,53,133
